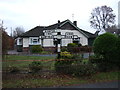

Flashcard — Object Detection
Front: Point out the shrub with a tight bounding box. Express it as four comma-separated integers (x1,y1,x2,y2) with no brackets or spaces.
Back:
78,43,82,47
8,66,20,73
55,60,73,74
55,57,96,76
115,37,120,67
29,61,42,73
93,33,118,71
60,51,73,59
93,33,117,56
71,54,82,60
67,43,78,53
31,45,43,53
89,55,108,72
72,60,96,77
72,64,96,77
61,46,68,52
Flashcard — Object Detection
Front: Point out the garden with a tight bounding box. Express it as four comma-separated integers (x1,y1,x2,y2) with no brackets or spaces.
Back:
2,33,120,88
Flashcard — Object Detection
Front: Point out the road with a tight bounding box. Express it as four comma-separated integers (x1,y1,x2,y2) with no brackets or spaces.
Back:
7,50,93,58
58,81,119,88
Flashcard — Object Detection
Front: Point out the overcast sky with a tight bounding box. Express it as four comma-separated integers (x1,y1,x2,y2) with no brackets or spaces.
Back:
0,0,119,35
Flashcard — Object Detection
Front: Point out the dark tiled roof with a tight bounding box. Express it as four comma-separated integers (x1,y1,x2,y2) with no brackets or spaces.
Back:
20,26,45,37
20,19,96,38
46,20,67,30
80,29,97,38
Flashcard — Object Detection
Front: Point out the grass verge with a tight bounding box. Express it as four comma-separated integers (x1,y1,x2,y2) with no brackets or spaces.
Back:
3,71,119,88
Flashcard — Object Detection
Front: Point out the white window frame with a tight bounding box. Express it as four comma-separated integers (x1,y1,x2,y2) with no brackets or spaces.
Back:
29,37,40,45
19,38,22,45
17,38,22,45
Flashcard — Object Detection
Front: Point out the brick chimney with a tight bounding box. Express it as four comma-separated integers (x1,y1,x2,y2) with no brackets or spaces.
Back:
57,20,61,29
58,20,60,23
73,21,77,26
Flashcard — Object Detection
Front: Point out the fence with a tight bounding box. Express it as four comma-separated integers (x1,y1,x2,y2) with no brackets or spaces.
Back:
2,53,95,76
3,46,94,76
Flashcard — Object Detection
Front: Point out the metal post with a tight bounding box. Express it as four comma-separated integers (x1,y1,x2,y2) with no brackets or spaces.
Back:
57,39,61,59
57,31,61,59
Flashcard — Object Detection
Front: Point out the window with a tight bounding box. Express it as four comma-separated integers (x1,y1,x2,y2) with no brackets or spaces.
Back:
30,38,39,44
18,38,22,45
57,32,61,35
32,39,38,44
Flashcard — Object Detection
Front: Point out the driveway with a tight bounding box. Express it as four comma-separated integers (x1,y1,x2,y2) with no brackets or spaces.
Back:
59,81,119,88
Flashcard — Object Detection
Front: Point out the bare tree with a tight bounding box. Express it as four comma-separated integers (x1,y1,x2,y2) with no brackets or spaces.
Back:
13,26,25,38
106,25,120,35
90,5,116,32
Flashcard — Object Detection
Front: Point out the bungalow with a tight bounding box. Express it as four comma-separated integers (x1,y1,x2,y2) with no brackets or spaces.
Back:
16,19,96,52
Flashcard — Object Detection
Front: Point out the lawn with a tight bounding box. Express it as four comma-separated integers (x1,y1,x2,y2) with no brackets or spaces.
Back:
4,55,56,61
2,55,120,88
2,55,56,71
3,71,119,88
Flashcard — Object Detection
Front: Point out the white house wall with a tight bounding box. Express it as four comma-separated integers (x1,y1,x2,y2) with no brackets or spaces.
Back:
61,30,88,46
61,39,72,46
42,29,88,47
43,39,54,47
23,38,29,47
20,29,88,48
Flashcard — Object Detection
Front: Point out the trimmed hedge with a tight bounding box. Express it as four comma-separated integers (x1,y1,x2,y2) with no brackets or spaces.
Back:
31,45,43,53
93,33,119,71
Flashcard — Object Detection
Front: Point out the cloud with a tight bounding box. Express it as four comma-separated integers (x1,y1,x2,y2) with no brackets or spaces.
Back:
0,0,119,35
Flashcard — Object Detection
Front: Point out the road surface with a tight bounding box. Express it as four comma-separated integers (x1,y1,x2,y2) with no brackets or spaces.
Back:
58,81,119,88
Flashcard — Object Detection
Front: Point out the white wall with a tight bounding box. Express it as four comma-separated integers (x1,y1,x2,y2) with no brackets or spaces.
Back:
42,29,88,47
43,39,54,47
61,30,88,46
23,38,29,47
61,39,72,46
21,29,88,48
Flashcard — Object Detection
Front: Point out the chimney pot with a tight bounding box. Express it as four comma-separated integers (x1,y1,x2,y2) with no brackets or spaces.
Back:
57,20,61,29
73,21,77,26
58,20,60,23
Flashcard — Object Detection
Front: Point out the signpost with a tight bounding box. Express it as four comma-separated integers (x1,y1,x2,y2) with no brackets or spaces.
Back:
42,29,80,58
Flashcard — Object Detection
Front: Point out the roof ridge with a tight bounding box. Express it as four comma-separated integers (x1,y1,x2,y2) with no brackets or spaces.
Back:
47,19,69,27
80,29,94,34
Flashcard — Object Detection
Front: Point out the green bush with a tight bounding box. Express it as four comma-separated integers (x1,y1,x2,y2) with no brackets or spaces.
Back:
60,51,73,59
67,43,78,53
61,46,68,52
29,61,42,73
31,45,43,53
8,66,20,73
93,33,118,71
55,58,74,74
93,33,117,56
89,55,108,72
115,37,120,67
55,57,96,76
72,63,96,77
71,60,96,77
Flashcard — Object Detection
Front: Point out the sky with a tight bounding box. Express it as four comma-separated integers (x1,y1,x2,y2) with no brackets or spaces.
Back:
0,0,119,35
